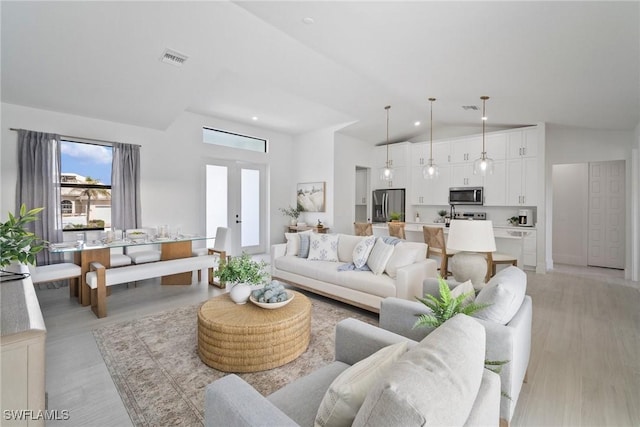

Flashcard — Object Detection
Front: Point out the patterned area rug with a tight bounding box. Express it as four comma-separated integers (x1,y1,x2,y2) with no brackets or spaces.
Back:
93,294,378,426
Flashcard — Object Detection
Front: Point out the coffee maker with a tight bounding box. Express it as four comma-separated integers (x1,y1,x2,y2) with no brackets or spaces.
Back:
518,209,533,227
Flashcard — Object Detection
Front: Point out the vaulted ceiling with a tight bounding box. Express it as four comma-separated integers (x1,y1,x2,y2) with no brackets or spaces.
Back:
2,1,638,145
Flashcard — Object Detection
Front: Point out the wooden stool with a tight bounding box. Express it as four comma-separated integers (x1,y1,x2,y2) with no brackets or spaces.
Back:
486,252,518,282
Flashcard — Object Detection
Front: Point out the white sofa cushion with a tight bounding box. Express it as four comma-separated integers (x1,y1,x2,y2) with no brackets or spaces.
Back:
473,266,526,324
285,231,311,256
352,236,376,268
450,280,476,305
309,234,340,262
367,238,395,275
315,341,408,427
384,243,419,279
338,234,365,263
353,314,486,427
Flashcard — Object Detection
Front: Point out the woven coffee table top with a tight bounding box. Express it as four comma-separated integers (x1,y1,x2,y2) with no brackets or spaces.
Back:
197,290,311,372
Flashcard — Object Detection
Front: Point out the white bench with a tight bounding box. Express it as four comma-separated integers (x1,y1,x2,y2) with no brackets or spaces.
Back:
29,263,82,297
86,255,219,318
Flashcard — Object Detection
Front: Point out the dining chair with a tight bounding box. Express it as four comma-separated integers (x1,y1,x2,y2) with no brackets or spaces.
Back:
485,252,518,282
192,227,231,284
124,228,162,264
353,222,373,236
422,226,457,278
387,222,406,239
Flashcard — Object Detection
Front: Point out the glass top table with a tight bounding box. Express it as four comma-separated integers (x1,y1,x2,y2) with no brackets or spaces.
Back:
48,234,210,253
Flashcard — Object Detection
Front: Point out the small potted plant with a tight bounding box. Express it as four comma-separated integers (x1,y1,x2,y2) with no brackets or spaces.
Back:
1,204,46,274
279,203,305,226
508,216,519,226
389,211,403,222
437,210,447,223
215,252,268,304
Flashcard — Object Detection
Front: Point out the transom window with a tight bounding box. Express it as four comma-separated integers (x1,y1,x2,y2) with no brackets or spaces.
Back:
60,140,113,230
203,127,267,153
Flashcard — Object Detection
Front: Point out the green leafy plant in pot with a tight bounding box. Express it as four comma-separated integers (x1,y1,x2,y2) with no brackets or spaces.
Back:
279,203,305,225
1,204,46,271
215,252,268,304
389,211,403,222
413,276,511,399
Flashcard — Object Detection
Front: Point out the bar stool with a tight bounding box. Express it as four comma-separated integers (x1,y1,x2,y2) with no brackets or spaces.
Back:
353,222,373,236
387,222,406,239
485,252,518,282
422,226,458,278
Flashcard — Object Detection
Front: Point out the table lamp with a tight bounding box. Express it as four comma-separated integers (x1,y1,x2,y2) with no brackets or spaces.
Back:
446,219,496,287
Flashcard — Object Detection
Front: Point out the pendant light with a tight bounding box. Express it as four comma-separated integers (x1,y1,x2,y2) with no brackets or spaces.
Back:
381,105,393,181
473,95,494,175
422,97,439,179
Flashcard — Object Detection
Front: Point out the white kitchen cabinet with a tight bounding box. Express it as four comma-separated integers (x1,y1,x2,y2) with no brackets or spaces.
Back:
413,141,451,167
450,136,480,163
375,143,408,168
482,160,506,206
507,156,537,206
425,164,451,205
507,127,538,159
523,231,537,267
355,169,367,205
410,142,428,167
375,166,407,190
450,163,483,188
486,133,507,160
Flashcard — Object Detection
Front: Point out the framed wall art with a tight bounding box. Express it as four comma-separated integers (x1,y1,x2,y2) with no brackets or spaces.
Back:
297,182,326,212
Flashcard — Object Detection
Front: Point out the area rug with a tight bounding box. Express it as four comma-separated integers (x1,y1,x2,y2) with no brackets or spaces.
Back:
93,294,378,426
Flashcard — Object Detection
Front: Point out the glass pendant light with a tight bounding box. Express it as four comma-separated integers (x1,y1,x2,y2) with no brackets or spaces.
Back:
473,96,494,175
422,97,439,179
381,105,393,181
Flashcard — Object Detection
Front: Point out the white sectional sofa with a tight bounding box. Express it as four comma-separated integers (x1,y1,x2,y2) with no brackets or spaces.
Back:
271,233,437,312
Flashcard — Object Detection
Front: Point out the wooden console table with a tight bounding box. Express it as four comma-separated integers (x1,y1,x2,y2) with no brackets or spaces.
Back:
286,225,330,234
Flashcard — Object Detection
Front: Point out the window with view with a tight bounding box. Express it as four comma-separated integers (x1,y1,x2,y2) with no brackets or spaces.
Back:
60,140,113,230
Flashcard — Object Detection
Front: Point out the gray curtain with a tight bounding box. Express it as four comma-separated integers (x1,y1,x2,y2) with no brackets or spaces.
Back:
16,130,63,265
111,142,141,230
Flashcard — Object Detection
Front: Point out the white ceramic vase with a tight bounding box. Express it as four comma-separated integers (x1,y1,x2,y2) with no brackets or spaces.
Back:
229,283,252,304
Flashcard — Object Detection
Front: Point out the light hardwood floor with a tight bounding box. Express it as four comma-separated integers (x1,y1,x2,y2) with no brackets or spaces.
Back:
35,264,639,426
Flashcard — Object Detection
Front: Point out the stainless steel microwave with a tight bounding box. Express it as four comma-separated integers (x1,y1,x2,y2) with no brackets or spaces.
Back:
449,187,484,205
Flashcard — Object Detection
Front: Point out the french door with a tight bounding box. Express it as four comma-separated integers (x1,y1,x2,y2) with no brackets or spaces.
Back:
206,160,267,256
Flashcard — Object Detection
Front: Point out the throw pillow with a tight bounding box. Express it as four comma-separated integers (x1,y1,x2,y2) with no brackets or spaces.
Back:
315,341,408,427
285,232,300,256
473,266,526,324
450,280,476,306
299,233,311,258
384,243,419,279
366,238,395,275
352,235,376,268
308,234,340,262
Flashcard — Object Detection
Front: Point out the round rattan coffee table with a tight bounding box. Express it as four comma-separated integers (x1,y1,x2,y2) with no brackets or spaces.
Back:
197,290,311,372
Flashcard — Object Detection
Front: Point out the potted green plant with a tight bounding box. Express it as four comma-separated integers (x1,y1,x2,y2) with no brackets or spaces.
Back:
215,252,268,304
508,216,519,226
0,204,46,271
437,209,448,223
279,203,305,226
389,211,403,222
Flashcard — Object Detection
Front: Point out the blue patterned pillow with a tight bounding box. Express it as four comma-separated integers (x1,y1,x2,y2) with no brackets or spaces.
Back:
308,234,340,262
352,236,376,268
298,234,311,258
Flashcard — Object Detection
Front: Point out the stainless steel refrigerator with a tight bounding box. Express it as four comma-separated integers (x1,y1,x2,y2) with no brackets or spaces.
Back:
372,189,406,223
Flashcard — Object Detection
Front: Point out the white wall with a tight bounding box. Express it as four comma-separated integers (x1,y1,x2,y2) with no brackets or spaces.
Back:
545,124,637,280
552,163,589,265
333,132,374,234
1,103,295,247
291,128,336,229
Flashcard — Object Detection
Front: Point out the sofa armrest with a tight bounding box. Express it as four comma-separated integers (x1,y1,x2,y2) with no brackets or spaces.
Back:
205,374,298,427
379,297,434,342
270,244,287,276
395,259,437,301
465,369,501,426
334,318,417,366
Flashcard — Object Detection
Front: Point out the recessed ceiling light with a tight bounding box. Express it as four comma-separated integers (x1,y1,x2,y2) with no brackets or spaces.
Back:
302,17,315,25
414,121,421,127
252,116,258,121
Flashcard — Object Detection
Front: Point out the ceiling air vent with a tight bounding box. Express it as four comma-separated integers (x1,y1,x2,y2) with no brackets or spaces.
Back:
161,48,188,66
462,105,479,111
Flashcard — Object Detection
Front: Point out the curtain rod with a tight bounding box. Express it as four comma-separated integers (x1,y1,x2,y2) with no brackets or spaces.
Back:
9,128,141,148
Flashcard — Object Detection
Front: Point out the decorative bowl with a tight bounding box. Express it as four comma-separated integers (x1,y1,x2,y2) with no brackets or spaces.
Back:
249,290,294,309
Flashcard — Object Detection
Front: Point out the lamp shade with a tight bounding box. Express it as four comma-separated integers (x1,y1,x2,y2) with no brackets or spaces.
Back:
446,220,496,252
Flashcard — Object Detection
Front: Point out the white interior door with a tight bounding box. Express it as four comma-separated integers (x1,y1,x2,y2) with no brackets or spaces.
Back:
588,160,625,269
206,160,266,256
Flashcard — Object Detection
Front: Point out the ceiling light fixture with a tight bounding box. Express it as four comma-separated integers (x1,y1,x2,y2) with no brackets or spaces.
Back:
381,105,393,181
473,96,494,176
423,98,439,179
252,116,258,121
414,121,421,127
